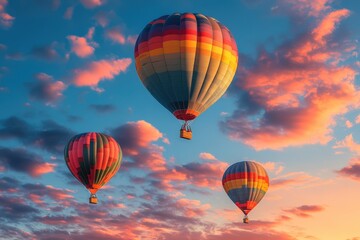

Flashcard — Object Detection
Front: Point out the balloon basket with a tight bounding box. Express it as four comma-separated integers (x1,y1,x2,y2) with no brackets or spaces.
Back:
180,122,192,140
180,129,192,140
89,194,98,204
243,216,249,224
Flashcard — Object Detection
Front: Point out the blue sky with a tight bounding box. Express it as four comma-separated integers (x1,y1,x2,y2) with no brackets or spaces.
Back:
1,0,360,239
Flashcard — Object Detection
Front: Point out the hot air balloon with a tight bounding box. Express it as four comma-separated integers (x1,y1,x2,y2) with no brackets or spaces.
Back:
134,13,238,140
222,161,269,223
64,132,122,204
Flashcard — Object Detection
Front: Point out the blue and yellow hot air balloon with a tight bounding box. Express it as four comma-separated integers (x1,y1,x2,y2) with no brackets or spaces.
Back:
134,13,238,140
222,161,269,223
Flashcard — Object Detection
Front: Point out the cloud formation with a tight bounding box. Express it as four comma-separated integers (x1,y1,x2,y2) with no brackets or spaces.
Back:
283,204,325,218
278,0,332,17
63,6,74,20
334,134,360,155
271,172,320,189
0,116,75,154
80,0,105,8
71,58,132,91
28,73,66,104
31,44,58,60
220,8,358,150
106,27,138,45
112,120,166,171
199,152,217,161
0,0,14,28
0,147,56,177
337,158,360,181
90,104,116,113
67,35,95,58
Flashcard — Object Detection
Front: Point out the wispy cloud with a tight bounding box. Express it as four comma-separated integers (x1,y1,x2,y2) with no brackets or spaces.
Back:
67,28,97,58
277,0,332,17
0,0,14,28
0,116,75,154
80,0,105,8
89,104,116,113
337,158,360,181
334,134,360,155
71,58,131,92
112,120,166,171
106,27,138,45
94,11,113,27
0,147,56,177
220,8,358,150
283,204,325,218
271,172,321,189
31,44,58,60
199,152,218,161
28,73,66,105
63,6,74,20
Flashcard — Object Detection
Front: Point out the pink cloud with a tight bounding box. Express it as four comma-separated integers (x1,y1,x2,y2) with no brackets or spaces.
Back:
39,216,81,225
71,58,132,89
263,161,284,175
80,0,105,8
162,137,170,144
0,147,56,177
0,0,6,12
345,120,353,128
0,0,14,28
278,0,332,17
126,35,138,45
334,134,360,155
176,198,211,218
221,9,358,150
24,184,74,208
31,162,56,177
0,12,14,28
67,36,95,58
86,27,95,40
177,161,229,189
271,172,320,189
151,160,229,190
28,193,45,206
114,121,227,190
114,120,163,152
106,28,138,45
312,9,350,45
126,194,135,199
199,152,217,161
63,6,74,20
28,73,66,104
94,11,111,27
112,120,166,171
206,223,297,240
337,158,360,181
356,115,360,124
106,28,125,44
283,205,325,218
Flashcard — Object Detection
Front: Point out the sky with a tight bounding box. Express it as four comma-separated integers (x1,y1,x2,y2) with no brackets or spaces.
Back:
1,0,360,239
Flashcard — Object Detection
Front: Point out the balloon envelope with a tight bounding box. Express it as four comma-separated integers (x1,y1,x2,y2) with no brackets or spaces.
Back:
222,161,269,218
134,12,238,122
64,132,122,203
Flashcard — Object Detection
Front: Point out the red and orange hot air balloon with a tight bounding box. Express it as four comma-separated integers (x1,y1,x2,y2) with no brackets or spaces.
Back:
134,12,238,140
64,132,122,204
222,161,269,223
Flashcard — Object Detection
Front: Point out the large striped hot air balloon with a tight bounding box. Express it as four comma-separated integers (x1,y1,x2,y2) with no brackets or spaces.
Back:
64,132,122,204
134,13,238,140
222,161,269,223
